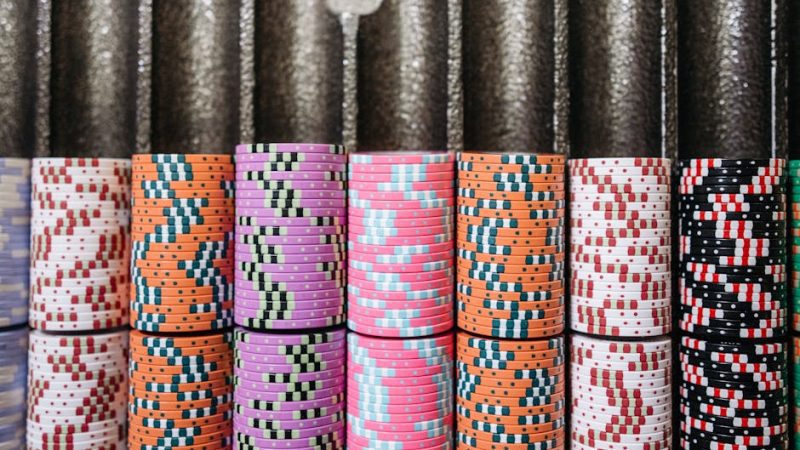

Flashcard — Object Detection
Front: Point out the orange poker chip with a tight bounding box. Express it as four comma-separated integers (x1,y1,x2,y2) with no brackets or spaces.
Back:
129,385,231,402
457,354,564,371
133,171,234,182
460,287,565,303
131,241,232,253
459,172,564,183
132,189,233,200
133,179,232,190
129,398,233,417
128,430,230,447
459,162,565,174
133,197,234,208
129,330,231,348
133,162,235,172
457,347,566,366
457,268,563,284
133,258,232,270
132,275,232,289
457,275,563,293
455,226,564,239
129,368,232,385
130,351,232,367
128,410,231,429
130,285,231,298
460,189,566,201
458,180,564,192
133,266,233,279
458,241,564,258
457,331,562,352
130,342,233,358
128,377,233,394
458,153,565,165
457,396,564,416
457,233,564,248
458,373,565,391
131,300,234,316
132,233,232,245
131,359,232,376
458,311,563,331
456,260,563,275
130,294,231,307
133,207,236,218
460,420,563,443
132,215,234,226
455,414,564,435
458,361,566,380
456,253,565,266
459,208,565,220
457,198,565,210
456,293,564,311
458,303,565,321
132,154,232,164
132,223,234,234
460,322,564,339
457,215,565,229
130,310,232,325
128,420,231,438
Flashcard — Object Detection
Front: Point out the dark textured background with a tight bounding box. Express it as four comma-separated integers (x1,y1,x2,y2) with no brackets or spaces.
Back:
0,0,795,159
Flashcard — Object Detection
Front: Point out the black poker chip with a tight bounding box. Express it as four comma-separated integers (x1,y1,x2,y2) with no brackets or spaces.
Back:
679,399,788,420
680,432,787,450
679,201,785,214
680,237,786,248
682,367,788,387
680,427,788,446
680,219,786,231
680,351,787,373
683,297,786,313
680,167,785,177
680,344,787,365
680,227,786,239
682,423,788,443
681,338,786,356
680,381,788,404
681,271,785,285
681,253,785,268
679,305,786,323
680,175,786,186
680,262,786,277
680,285,786,302
679,246,786,257
678,159,786,169
683,413,788,436
679,322,786,339
680,278,786,294
680,194,785,204
680,315,785,331
679,210,786,222
680,184,787,195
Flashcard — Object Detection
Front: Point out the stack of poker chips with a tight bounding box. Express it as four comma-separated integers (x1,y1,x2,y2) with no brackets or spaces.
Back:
29,158,131,331
0,328,26,448
0,158,30,327
679,159,787,338
456,151,566,338
678,158,788,448
570,334,672,449
128,154,235,449
568,158,672,336
347,151,455,337
680,337,788,450
128,331,233,448
233,143,346,329
456,332,565,450
347,333,453,449
233,328,345,449
455,152,567,449
27,330,128,450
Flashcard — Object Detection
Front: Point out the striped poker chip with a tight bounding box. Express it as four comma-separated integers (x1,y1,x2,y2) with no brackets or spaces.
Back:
27,329,127,448
28,158,130,331
0,158,31,327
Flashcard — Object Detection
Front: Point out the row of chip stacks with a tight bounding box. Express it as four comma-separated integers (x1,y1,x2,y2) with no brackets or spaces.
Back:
27,158,131,449
346,151,456,449
128,154,235,449
678,158,789,450
232,143,348,449
455,152,567,450
567,157,674,449
0,158,30,449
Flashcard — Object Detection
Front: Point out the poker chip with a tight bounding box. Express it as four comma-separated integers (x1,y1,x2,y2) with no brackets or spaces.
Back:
679,336,788,449
29,158,130,331
27,329,127,450
235,144,345,330
456,152,564,339
128,329,233,449
0,158,31,328
568,158,671,337
680,159,787,339
233,328,345,449
347,151,455,338
130,154,233,332
347,333,453,449
570,334,672,445
455,331,565,449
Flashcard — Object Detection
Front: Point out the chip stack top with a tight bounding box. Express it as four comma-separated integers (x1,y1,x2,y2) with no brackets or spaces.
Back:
347,151,455,337
678,158,789,450
0,158,30,328
234,143,346,330
29,158,131,331
568,157,672,337
790,160,800,330
0,327,26,449
456,151,566,339
128,154,235,450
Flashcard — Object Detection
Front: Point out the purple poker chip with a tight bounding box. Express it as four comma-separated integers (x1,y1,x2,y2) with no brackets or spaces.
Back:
236,189,346,200
235,151,346,164
234,385,344,403
234,205,346,219
235,171,344,182
236,261,344,274
234,297,344,312
235,225,345,237
235,161,346,173
234,305,344,322
235,339,345,355
234,392,343,411
235,347,344,365
234,375,344,393
235,365,345,385
234,422,344,445
236,234,344,246
234,243,345,256
233,278,343,292
235,312,345,330
234,180,345,191
233,327,345,346
234,269,342,283
233,409,344,431
234,143,344,156
235,287,343,302
234,252,344,264
234,429,344,449
236,216,345,227
234,197,346,209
